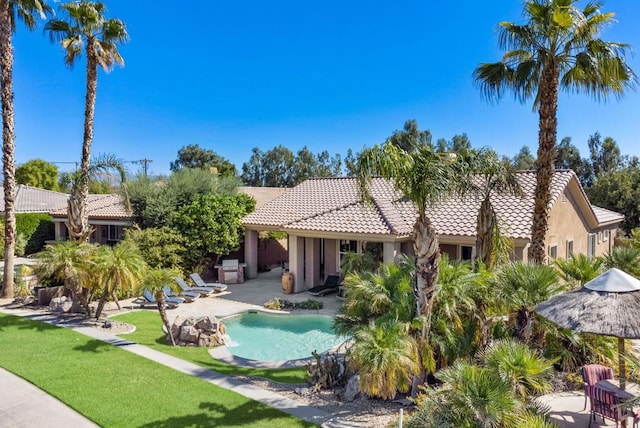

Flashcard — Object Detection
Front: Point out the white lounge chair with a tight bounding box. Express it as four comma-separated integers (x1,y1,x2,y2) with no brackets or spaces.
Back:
175,277,215,296
189,273,228,292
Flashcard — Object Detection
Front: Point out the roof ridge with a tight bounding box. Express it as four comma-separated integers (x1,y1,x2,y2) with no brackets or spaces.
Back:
16,184,68,197
287,200,363,226
371,195,400,234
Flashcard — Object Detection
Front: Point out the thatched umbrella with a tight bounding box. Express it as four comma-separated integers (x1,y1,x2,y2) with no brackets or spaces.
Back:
535,268,640,390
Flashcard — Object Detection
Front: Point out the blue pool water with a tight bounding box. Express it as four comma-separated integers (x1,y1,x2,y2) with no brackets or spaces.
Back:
223,312,343,362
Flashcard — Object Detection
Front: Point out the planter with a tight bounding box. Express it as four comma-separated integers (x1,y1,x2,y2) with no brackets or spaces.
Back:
282,272,294,294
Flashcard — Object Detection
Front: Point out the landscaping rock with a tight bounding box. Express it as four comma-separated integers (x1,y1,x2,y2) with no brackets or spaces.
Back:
344,375,363,402
49,296,72,313
169,316,226,347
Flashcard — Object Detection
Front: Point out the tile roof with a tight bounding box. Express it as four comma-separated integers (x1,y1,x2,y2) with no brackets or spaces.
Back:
243,170,617,240
0,185,68,213
592,206,625,225
238,186,289,209
50,194,131,219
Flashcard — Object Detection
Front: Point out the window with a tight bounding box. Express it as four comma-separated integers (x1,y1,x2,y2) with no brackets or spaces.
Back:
566,240,574,259
548,245,558,260
338,240,359,269
461,246,473,261
107,225,124,242
597,232,602,244
603,230,609,242
587,233,596,259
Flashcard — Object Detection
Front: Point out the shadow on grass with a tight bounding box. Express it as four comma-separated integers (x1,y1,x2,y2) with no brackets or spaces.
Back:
0,312,60,332
138,400,316,428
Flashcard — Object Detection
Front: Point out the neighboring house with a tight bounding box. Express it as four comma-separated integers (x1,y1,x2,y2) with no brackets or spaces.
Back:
50,194,132,245
242,170,624,291
0,184,68,214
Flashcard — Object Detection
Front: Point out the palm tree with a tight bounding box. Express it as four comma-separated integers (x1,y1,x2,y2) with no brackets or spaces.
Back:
347,320,420,400
479,339,554,399
138,268,181,346
495,262,563,343
45,2,128,241
555,253,603,287
93,241,147,320
604,246,640,278
472,149,523,270
474,0,635,264
0,0,51,298
34,241,98,315
356,139,471,344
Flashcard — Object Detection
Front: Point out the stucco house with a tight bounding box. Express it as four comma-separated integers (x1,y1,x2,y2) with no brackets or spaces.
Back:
242,170,624,292
50,194,132,245
0,184,69,215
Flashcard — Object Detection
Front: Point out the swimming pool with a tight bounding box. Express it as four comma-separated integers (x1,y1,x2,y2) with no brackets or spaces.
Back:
223,312,343,362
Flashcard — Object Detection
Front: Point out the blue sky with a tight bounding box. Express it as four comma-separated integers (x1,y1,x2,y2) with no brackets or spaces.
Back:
11,0,640,177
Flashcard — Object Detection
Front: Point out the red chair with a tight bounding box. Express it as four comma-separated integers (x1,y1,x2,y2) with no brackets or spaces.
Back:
582,364,614,411
589,385,634,427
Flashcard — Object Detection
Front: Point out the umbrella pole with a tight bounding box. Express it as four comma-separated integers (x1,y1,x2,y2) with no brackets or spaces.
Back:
619,337,626,390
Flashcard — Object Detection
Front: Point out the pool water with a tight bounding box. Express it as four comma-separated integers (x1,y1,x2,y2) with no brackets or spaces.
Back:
223,312,343,362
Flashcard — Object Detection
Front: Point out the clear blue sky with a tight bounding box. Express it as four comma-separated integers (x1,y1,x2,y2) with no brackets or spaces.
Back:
11,0,640,177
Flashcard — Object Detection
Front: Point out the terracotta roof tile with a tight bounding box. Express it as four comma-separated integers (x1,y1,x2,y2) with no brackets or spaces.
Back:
50,194,131,219
243,170,616,240
0,185,68,213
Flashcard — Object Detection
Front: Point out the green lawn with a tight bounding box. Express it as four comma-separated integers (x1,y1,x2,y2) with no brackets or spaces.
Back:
112,310,308,383
0,313,315,428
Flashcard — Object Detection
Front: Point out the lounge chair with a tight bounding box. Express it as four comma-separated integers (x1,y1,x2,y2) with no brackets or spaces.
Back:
175,277,216,296
163,285,198,302
138,289,184,309
189,273,228,292
307,274,340,296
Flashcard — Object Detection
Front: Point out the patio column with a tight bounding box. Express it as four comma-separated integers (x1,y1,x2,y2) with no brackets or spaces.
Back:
305,237,320,289
244,229,258,279
383,242,401,264
289,235,305,292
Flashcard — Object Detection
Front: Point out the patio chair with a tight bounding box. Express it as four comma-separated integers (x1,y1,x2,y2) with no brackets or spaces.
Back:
589,384,635,427
582,364,614,411
307,274,340,296
163,286,198,303
139,289,184,308
189,273,228,292
175,277,216,296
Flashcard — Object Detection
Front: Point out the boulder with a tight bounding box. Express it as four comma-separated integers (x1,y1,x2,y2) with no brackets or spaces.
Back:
49,296,72,313
169,316,226,347
344,375,363,402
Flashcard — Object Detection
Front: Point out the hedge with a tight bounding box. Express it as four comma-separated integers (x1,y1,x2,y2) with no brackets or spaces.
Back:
15,213,55,255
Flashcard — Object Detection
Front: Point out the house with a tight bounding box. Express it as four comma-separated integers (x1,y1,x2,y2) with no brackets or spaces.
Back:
0,184,68,214
50,194,132,245
242,170,624,292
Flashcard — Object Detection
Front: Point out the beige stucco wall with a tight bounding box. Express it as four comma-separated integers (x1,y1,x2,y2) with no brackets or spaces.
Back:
546,187,617,260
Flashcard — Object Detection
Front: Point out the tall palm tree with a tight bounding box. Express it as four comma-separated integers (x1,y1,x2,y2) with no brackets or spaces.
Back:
45,1,128,242
0,0,51,298
34,241,98,315
93,241,147,320
356,140,471,344
138,268,181,346
472,149,523,270
474,0,635,264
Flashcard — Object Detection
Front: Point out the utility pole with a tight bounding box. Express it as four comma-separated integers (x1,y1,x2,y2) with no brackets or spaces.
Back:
138,159,153,178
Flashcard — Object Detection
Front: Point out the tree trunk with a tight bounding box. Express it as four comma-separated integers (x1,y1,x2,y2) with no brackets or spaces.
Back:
413,216,441,341
94,285,110,320
529,61,559,264
68,44,98,242
516,309,533,344
156,292,176,346
0,0,16,298
476,198,494,269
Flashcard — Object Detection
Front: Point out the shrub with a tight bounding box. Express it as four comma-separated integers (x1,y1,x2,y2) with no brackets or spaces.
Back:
15,213,55,254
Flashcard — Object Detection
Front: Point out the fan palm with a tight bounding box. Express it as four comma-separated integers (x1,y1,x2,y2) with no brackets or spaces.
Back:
555,253,603,287
347,319,420,400
0,0,51,298
93,241,147,320
138,268,181,346
356,139,472,344
604,246,640,278
495,262,562,343
34,241,98,316
45,1,128,241
474,0,636,264
472,149,523,270
479,339,554,399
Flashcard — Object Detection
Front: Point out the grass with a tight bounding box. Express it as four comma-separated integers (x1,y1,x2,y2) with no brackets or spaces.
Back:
0,312,315,428
112,310,308,384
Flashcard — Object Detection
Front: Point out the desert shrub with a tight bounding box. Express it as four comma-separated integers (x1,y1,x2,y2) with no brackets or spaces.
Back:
263,298,323,310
